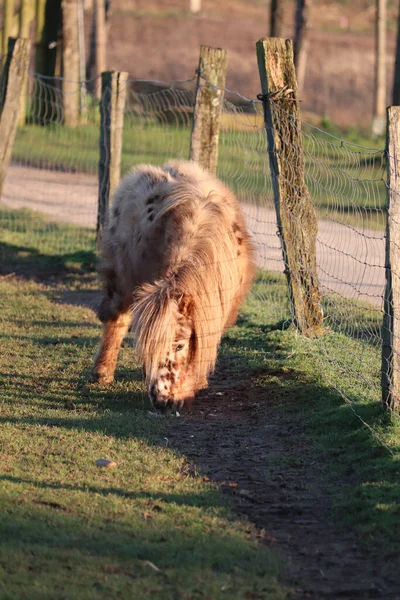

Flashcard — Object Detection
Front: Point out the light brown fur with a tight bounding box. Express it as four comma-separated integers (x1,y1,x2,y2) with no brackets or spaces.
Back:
91,160,256,411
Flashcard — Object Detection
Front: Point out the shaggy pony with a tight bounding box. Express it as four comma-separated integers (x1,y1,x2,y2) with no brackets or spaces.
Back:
91,160,256,411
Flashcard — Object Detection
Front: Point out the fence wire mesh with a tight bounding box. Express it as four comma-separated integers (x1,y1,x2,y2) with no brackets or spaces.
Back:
1,71,99,257
0,65,398,439
268,99,395,448
216,93,290,324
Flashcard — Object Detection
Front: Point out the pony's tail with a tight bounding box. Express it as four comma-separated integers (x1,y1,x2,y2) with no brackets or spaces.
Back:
130,278,179,382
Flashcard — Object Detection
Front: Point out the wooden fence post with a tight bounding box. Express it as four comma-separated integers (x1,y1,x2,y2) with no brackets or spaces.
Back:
256,37,323,337
189,45,228,175
97,70,128,239
0,37,30,200
62,0,80,126
381,106,400,412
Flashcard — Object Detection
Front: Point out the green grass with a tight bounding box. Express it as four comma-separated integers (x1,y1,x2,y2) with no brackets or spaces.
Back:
1,209,400,597
0,284,286,597
13,119,191,177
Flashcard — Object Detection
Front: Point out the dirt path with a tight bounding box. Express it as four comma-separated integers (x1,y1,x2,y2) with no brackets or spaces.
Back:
166,381,397,599
3,164,385,307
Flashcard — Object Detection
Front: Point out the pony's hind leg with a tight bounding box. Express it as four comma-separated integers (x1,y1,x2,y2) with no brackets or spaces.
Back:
90,310,132,384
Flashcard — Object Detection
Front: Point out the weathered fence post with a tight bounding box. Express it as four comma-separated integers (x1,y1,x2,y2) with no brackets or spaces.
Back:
97,70,128,239
189,45,228,175
256,37,323,337
0,37,30,200
381,106,400,412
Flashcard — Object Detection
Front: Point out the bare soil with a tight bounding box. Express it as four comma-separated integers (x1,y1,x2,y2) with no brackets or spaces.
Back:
165,373,400,599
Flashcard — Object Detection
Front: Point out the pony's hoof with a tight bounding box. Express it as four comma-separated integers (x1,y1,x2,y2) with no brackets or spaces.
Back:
89,370,114,385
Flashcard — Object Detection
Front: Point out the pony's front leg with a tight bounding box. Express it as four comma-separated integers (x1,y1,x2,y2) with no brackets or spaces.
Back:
90,311,132,384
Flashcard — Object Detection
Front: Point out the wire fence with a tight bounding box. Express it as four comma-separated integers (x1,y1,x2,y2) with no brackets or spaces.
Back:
217,91,391,436
0,64,397,441
278,108,389,441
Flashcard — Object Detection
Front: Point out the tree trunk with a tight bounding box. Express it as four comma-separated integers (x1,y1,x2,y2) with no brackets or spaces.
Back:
2,0,15,66
87,1,110,98
393,0,400,104
20,0,33,37
62,0,80,126
35,0,62,78
77,0,87,117
293,0,312,94
373,0,387,137
95,0,106,98
18,0,33,126
33,0,62,124
34,0,46,75
270,0,283,37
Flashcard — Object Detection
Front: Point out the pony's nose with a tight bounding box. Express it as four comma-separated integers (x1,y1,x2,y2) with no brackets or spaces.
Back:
152,397,175,412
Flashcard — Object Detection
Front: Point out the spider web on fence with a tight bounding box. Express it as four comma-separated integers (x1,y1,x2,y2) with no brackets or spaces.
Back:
304,125,386,412
216,92,290,324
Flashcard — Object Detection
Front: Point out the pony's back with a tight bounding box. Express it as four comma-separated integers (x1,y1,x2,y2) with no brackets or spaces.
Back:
99,160,255,322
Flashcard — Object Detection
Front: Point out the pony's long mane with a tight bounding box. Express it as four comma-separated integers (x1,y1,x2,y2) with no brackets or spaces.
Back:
131,278,180,383
129,170,253,387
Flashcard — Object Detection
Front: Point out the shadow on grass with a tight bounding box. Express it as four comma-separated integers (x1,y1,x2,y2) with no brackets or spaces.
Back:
0,498,282,600
1,315,400,594
0,240,96,282
0,473,217,509
0,367,149,417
